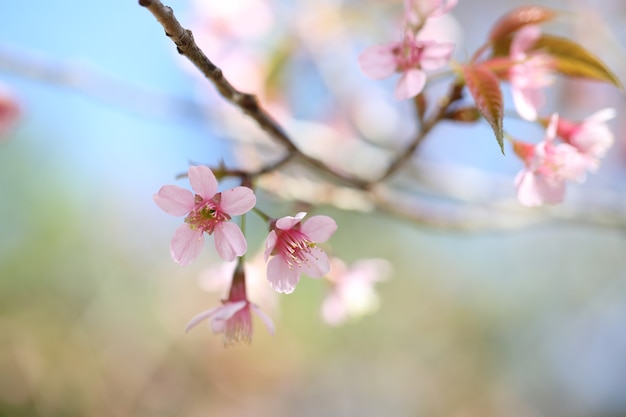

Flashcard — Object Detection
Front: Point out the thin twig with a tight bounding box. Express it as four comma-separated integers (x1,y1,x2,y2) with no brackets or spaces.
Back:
138,0,371,189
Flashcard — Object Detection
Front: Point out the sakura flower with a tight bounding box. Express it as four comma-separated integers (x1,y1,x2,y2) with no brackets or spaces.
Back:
404,0,457,28
508,25,554,120
0,83,20,141
514,114,592,207
186,265,274,346
556,108,615,168
321,258,392,326
265,212,337,294
199,250,279,316
358,31,455,100
153,165,256,265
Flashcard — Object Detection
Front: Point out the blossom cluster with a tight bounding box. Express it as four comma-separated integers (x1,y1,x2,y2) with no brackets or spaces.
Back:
492,26,615,206
356,3,617,208
154,165,388,344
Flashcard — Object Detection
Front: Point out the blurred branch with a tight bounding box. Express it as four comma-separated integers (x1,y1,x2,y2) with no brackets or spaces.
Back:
0,44,207,122
138,0,371,189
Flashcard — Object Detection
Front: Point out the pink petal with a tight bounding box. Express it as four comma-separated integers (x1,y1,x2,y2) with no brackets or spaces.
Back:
170,224,205,266
420,42,455,71
545,113,559,142
220,186,256,216
214,301,248,321
300,215,338,243
264,230,278,261
300,248,330,278
153,185,195,216
512,86,542,121
275,212,307,230
358,43,399,80
188,165,218,199
213,222,247,261
185,306,221,332
515,170,565,207
510,25,541,58
321,293,348,326
250,304,276,335
395,69,426,100
586,108,616,124
266,256,301,294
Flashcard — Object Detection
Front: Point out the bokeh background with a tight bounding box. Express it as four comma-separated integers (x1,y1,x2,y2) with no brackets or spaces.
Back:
1,0,626,416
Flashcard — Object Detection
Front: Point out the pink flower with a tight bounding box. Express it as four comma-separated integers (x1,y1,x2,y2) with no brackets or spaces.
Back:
358,31,455,100
556,108,615,168
153,165,256,265
508,25,554,121
264,212,337,294
404,0,457,28
321,258,392,326
186,266,274,346
514,115,591,207
0,84,20,141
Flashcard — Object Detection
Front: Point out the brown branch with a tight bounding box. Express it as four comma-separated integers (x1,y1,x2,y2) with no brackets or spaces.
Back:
138,0,370,189
374,80,465,183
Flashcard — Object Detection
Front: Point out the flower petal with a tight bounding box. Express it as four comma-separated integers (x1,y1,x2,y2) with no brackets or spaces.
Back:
153,185,195,216
275,212,306,230
250,304,276,336
300,248,330,278
395,69,426,100
420,41,455,71
170,224,205,266
510,24,541,58
512,86,542,121
214,222,247,261
214,301,248,321
188,165,218,199
264,230,278,261
358,43,398,80
185,306,221,332
266,256,300,294
300,215,337,243
220,186,256,216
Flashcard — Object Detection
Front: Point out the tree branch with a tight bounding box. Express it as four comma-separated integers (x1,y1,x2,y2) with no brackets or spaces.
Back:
138,0,371,189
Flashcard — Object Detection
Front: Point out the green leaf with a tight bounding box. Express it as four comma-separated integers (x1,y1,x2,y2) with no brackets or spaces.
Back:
488,6,556,43
533,35,623,90
463,65,505,154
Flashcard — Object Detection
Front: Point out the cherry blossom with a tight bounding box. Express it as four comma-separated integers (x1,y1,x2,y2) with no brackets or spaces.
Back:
0,84,20,141
265,212,337,294
508,25,554,121
556,108,615,169
404,0,458,28
199,250,279,316
153,165,256,265
186,266,274,346
514,115,591,207
321,258,392,326
358,31,455,100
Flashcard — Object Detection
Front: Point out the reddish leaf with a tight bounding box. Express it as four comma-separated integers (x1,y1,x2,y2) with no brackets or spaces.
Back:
488,6,556,43
463,65,505,154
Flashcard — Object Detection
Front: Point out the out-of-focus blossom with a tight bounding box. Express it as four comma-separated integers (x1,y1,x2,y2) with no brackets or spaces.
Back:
514,115,591,207
199,250,279,315
265,212,337,294
556,108,615,168
321,258,392,326
358,31,455,100
0,83,21,141
153,166,256,265
186,266,274,346
508,25,554,121
404,0,458,28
